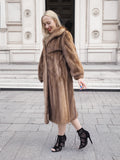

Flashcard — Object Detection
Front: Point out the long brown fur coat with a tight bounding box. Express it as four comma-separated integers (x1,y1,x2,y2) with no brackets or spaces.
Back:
38,27,84,124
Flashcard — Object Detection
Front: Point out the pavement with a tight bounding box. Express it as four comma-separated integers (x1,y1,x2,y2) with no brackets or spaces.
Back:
0,90,120,160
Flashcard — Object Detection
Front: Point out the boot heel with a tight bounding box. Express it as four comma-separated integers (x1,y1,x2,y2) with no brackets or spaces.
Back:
88,134,93,144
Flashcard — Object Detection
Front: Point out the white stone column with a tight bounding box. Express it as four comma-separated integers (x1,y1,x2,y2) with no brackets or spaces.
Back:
75,0,80,50
75,0,87,62
0,0,9,63
117,0,120,63
39,0,45,50
35,0,45,62
88,0,102,44
87,0,104,63
22,0,35,45
0,0,7,47
35,0,45,45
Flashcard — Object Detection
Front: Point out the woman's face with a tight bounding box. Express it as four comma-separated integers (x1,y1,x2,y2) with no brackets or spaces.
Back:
42,16,57,34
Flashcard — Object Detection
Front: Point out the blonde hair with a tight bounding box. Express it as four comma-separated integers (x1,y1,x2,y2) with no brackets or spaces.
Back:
41,10,62,38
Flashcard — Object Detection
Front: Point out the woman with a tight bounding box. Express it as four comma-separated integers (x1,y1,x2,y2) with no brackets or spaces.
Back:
38,10,93,152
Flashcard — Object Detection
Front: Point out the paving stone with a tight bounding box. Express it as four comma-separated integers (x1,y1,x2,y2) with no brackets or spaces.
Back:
77,108,89,113
0,124,11,131
102,133,120,157
81,104,93,109
95,124,110,133
91,131,114,160
112,156,120,160
83,114,99,124
14,117,30,124
111,109,120,114
23,124,40,132
108,125,120,134
28,117,44,124
7,124,26,132
111,117,120,125
101,113,115,119
97,118,112,125
0,132,28,160
88,108,101,114
0,131,15,153
0,116,17,124
100,107,112,114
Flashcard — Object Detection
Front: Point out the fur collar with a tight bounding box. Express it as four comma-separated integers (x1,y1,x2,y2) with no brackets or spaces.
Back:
43,27,65,46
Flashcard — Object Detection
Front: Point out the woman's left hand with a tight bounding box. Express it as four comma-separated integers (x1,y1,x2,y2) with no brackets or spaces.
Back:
78,78,87,90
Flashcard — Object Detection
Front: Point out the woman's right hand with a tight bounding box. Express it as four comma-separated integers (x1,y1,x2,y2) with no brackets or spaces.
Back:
78,78,87,90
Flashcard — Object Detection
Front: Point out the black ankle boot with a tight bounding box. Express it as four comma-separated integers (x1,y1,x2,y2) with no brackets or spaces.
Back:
51,135,67,152
77,128,93,149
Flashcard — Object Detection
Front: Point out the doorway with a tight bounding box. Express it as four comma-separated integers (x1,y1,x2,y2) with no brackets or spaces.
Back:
46,0,75,38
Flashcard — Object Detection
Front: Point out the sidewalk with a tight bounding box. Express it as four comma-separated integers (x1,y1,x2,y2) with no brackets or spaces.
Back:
0,90,120,160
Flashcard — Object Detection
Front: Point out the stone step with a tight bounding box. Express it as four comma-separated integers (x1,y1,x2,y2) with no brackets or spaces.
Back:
0,64,120,71
0,83,43,89
0,74,120,79
0,78,119,84
0,64,120,89
0,69,120,77
0,81,120,89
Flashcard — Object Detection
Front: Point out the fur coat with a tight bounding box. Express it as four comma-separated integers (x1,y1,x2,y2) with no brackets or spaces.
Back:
38,27,84,124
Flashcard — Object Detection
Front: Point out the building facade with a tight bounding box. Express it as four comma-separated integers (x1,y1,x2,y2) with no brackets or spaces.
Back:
0,0,120,64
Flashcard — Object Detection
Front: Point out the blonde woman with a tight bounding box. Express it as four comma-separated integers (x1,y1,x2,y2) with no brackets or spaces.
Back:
38,10,93,152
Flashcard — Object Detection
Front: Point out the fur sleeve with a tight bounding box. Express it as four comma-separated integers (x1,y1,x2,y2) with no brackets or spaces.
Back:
38,50,44,82
61,30,84,80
